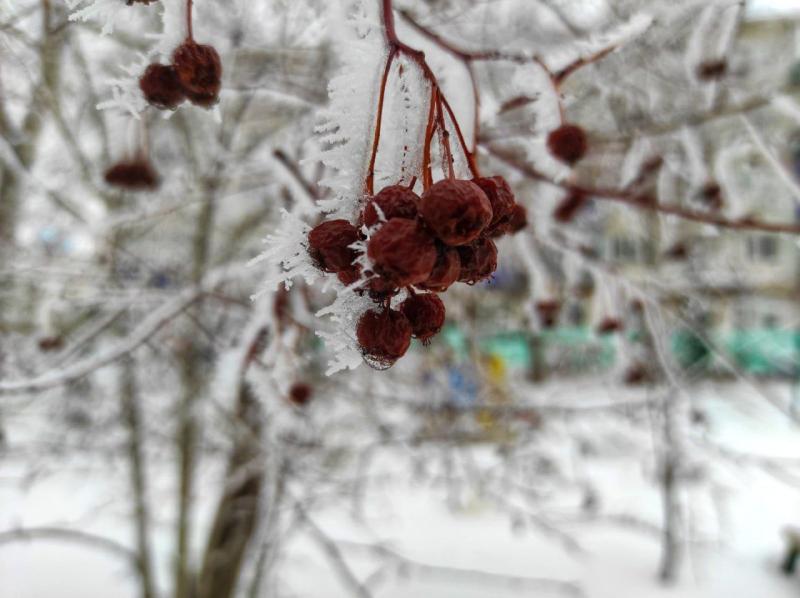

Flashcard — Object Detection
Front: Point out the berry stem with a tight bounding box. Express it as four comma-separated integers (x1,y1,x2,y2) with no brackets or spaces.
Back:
435,95,455,179
379,0,478,181
421,88,438,190
365,47,397,196
186,0,193,40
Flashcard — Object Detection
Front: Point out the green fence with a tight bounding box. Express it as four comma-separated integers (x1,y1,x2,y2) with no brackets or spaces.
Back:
443,325,800,376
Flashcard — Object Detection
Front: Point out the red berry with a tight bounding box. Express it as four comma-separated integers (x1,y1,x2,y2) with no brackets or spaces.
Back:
287,382,313,406
457,237,498,284
535,300,561,329
139,64,185,110
104,159,160,190
553,191,588,223
418,244,460,292
400,293,446,344
308,219,360,273
337,265,362,286
547,124,587,165
363,185,419,227
367,218,437,287
472,176,515,235
663,242,688,261
172,41,222,107
504,203,528,235
420,179,492,246
596,318,622,335
696,59,727,81
699,181,723,211
356,308,412,367
624,362,650,385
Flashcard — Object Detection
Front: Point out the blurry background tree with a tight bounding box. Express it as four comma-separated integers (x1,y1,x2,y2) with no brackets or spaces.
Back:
1,1,800,597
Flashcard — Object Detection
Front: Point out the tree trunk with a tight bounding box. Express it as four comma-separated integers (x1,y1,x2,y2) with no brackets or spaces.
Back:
196,383,264,598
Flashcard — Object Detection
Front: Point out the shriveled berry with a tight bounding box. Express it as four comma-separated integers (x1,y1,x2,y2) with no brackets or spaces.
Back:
535,300,561,329
420,179,492,246
596,318,622,334
183,89,219,109
553,191,588,223
363,185,419,227
699,181,723,211
356,308,412,367
287,382,313,406
547,124,587,165
472,176,515,235
337,265,362,286
418,245,460,292
172,41,222,106
457,237,497,284
696,59,727,81
504,203,528,235
624,362,650,385
664,243,688,261
139,63,185,110
104,159,160,190
400,293,446,344
308,219,360,273
367,218,437,287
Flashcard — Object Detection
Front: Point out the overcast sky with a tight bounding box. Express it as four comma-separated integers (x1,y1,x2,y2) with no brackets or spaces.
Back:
747,0,800,18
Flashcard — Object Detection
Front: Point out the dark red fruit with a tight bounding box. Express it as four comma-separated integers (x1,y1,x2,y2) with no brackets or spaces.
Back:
172,41,222,107
356,308,412,367
337,265,362,286
504,203,528,235
596,318,622,334
308,219,360,273
38,336,64,352
363,185,419,227
418,245,460,292
287,382,313,406
624,362,650,385
183,89,219,109
699,181,723,211
664,243,688,261
535,300,561,329
400,293,446,344
367,218,437,287
553,191,588,223
420,179,492,246
104,159,160,190
139,63,185,110
457,237,498,284
547,124,587,165
696,59,727,81
472,176,515,235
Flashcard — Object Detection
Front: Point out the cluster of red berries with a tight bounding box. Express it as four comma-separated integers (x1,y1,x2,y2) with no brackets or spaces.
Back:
139,39,222,110
308,176,527,368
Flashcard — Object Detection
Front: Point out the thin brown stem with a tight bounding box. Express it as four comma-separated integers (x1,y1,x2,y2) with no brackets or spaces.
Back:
435,95,455,179
421,88,438,190
484,143,800,236
365,48,397,196
186,0,193,40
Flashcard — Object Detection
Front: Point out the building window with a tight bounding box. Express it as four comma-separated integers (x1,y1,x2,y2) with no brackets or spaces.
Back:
763,314,779,329
609,237,655,263
746,235,779,261
611,237,638,262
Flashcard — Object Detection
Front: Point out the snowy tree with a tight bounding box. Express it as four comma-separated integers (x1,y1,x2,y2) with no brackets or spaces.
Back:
1,1,799,597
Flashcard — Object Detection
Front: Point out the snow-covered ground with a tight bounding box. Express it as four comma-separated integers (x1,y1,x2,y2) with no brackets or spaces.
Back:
1,381,799,597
